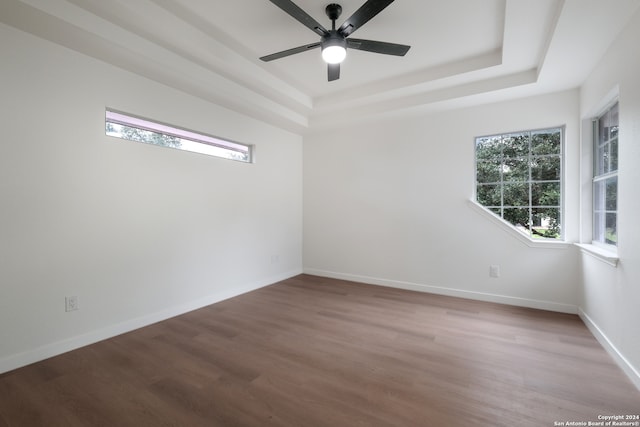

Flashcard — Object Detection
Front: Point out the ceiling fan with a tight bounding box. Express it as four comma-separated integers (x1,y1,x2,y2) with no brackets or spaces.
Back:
260,0,411,81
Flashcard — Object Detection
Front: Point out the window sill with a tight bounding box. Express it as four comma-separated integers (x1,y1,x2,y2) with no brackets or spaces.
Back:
575,243,619,267
467,200,571,249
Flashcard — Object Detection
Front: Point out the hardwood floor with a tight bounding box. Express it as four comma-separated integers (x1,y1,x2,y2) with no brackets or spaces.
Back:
1,274,639,426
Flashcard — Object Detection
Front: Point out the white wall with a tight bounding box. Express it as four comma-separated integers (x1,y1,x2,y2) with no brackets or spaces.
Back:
304,90,581,313
4,3,639,390
0,24,303,373
578,7,640,388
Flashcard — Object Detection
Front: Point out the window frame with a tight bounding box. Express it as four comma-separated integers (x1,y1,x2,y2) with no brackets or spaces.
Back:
105,109,253,163
592,101,618,249
474,126,565,241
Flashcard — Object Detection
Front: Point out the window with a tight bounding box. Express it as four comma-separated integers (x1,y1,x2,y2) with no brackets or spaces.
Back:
593,102,618,246
475,127,563,240
105,110,252,163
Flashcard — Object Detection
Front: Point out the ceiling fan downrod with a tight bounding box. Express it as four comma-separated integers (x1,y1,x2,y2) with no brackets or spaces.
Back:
326,3,342,28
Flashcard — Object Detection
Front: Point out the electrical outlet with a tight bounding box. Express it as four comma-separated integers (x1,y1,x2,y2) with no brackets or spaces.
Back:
489,265,501,278
65,296,78,312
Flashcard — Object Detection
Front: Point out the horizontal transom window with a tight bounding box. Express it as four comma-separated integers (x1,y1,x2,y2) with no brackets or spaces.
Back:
105,110,252,163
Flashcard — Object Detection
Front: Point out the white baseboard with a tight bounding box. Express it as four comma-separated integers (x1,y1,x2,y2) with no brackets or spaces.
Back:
0,269,302,375
578,308,640,391
303,268,578,314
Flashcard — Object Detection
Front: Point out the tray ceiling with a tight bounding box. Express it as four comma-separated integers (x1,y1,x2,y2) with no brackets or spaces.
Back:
1,0,639,133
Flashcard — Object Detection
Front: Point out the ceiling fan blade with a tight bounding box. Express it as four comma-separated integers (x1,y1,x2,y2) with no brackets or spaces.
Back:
328,63,340,81
338,0,395,37
267,0,329,37
346,38,410,56
260,42,321,62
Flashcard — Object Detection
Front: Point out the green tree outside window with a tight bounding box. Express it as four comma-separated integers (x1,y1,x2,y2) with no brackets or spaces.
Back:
475,128,563,239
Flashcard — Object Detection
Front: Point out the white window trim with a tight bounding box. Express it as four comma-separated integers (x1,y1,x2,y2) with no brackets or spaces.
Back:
467,200,571,249
579,87,619,259
591,101,618,250
575,98,619,267
575,243,619,267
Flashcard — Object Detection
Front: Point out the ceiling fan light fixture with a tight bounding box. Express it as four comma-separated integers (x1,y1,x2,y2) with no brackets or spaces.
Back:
322,45,346,64
321,32,347,64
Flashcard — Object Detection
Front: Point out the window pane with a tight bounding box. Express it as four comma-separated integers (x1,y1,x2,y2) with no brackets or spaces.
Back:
604,143,612,174
593,177,617,214
531,156,560,181
532,131,561,155
476,160,501,183
532,208,560,239
502,207,529,227
596,211,618,245
502,133,529,158
503,182,529,207
610,138,618,172
599,114,610,143
594,180,605,213
476,136,502,160
106,122,182,147
595,145,606,176
606,177,617,210
594,211,604,242
502,157,528,182
605,213,617,245
477,184,501,206
532,182,560,206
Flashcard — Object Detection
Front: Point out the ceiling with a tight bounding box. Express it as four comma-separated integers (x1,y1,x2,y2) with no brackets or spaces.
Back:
2,0,639,134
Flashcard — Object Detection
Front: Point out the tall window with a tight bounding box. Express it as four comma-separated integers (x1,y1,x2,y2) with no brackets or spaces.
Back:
475,127,563,240
593,102,618,246
105,110,253,163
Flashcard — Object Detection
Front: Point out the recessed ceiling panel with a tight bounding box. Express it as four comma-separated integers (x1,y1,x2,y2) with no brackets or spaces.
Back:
171,0,505,96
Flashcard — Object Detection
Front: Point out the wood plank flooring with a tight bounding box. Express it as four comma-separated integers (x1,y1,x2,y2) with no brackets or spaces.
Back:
1,274,639,426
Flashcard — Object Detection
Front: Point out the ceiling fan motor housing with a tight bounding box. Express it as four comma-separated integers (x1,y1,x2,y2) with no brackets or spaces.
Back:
322,31,347,51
